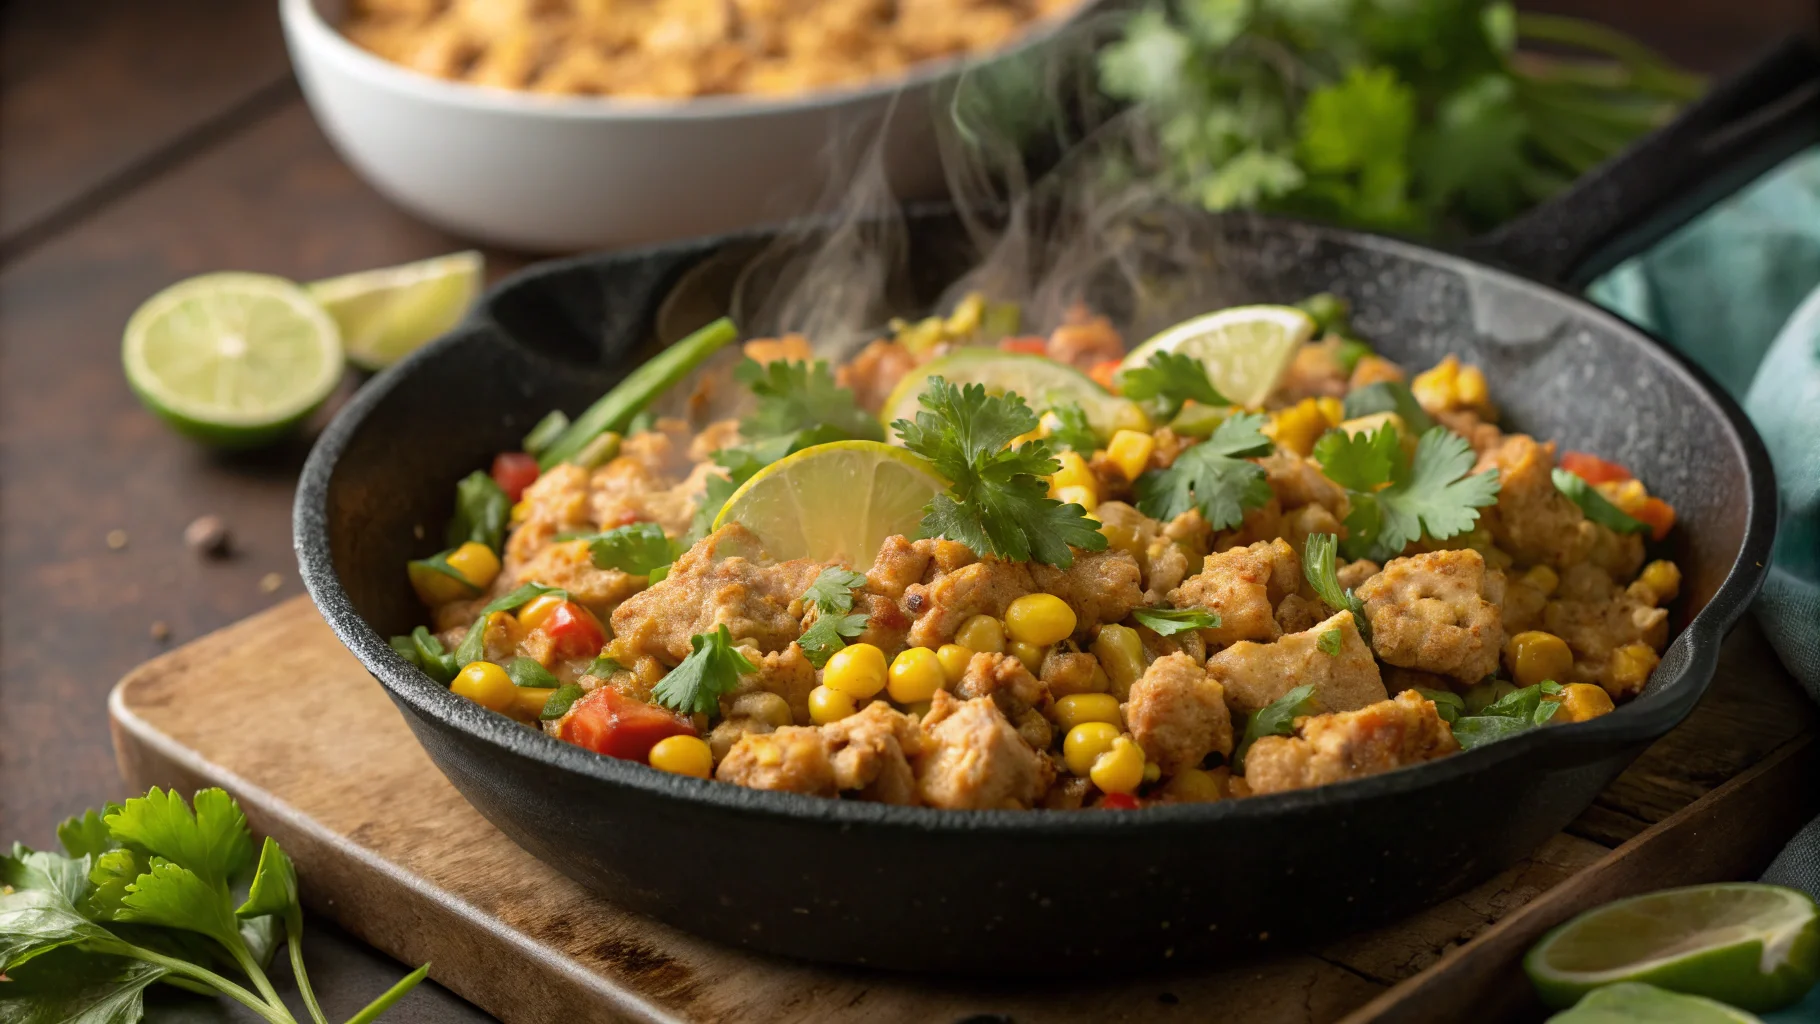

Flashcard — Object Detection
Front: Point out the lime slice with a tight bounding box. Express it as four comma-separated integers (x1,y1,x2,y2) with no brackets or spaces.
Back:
880,349,1140,438
1547,982,1762,1023
306,251,482,370
1526,884,1820,1012
714,440,948,564
1121,305,1316,408
123,272,344,448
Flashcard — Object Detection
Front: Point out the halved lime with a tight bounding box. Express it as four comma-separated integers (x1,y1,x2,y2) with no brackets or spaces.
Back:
880,349,1140,439
714,440,947,564
123,273,344,448
1120,305,1316,409
1526,884,1820,1012
306,251,482,370
1547,982,1762,1023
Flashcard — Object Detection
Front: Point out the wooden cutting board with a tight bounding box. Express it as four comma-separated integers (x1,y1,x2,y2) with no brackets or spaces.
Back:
109,596,1820,1024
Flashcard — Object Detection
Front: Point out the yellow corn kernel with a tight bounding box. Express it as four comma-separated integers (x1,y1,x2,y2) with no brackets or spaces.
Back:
1507,630,1574,688
1090,736,1146,795
1522,564,1560,597
517,593,565,631
510,499,532,525
1315,396,1345,427
1638,560,1681,604
1050,450,1095,492
1063,721,1121,776
944,293,984,337
1107,402,1152,435
1005,593,1078,646
451,661,516,713
1142,761,1162,783
1600,478,1649,516
887,647,946,704
1268,399,1329,457
1098,518,1144,557
408,561,475,606
1162,767,1223,803
1093,624,1145,699
512,686,556,721
1605,643,1660,699
1054,484,1098,513
936,644,972,683
730,691,793,728
1456,365,1490,410
1105,429,1156,482
1009,640,1047,675
1411,355,1460,412
822,643,887,699
445,542,502,590
648,735,713,778
954,614,1005,654
1051,692,1121,732
1552,683,1616,723
808,685,856,725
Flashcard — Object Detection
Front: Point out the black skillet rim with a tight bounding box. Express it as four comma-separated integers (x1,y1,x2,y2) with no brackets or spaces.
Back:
294,214,1779,837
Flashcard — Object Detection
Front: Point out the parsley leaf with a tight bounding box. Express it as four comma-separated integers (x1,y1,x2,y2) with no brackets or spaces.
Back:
1117,351,1229,418
1451,681,1566,750
653,625,756,717
1552,468,1647,534
1133,412,1274,528
1302,533,1372,644
1131,606,1222,635
104,789,251,891
1233,684,1322,771
589,522,681,577
893,377,1107,568
797,567,871,667
2,845,92,908
736,358,883,445
1317,627,1343,655
57,808,118,861
1046,401,1100,454
446,471,510,552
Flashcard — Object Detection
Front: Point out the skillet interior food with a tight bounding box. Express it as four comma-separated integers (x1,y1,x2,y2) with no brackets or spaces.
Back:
297,205,1775,971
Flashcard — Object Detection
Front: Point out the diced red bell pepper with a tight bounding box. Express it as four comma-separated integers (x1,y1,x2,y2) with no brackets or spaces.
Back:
998,336,1049,357
1560,451,1632,485
1088,359,1122,391
491,452,541,502
1634,497,1677,542
541,600,606,661
557,688,695,762
1099,792,1140,810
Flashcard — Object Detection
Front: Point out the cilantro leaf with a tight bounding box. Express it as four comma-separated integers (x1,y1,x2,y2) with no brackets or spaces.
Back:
652,625,756,717
446,470,510,552
1372,427,1501,555
104,788,251,891
589,522,681,576
1233,684,1322,771
1317,627,1343,655
116,859,241,947
803,567,868,612
1046,401,1100,455
235,837,298,924
736,358,882,445
584,655,624,678
1131,607,1222,635
893,378,1107,568
1311,425,1400,492
58,807,118,861
1302,533,1372,644
85,849,143,921
1552,468,1647,534
797,567,871,667
1132,412,1274,529
480,582,568,618
1117,351,1229,418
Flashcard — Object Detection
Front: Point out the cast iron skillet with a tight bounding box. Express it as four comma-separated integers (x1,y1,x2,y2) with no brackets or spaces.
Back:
296,41,1819,973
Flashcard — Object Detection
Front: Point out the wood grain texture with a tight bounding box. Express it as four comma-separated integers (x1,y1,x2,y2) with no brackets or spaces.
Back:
109,598,1816,1024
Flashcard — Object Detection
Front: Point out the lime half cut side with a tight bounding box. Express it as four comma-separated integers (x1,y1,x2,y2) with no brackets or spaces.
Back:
713,440,948,565
1525,883,1820,1012
306,250,482,370
123,272,344,448
880,349,1141,438
1121,305,1316,409
1547,982,1763,1023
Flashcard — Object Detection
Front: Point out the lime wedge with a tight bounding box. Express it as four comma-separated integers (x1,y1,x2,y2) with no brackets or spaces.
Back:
123,272,344,448
306,251,482,370
714,440,948,564
1121,305,1316,409
1526,884,1820,1012
880,349,1140,438
1547,982,1762,1023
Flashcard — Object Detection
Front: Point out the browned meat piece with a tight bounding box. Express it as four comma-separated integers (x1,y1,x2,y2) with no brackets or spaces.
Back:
865,534,932,601
1281,503,1347,559
955,651,1051,720
1047,310,1125,371
610,524,829,664
1435,408,1504,455
1123,652,1233,775
1244,691,1459,795
1357,549,1506,683
1165,538,1301,648
1337,558,1380,590
915,691,1054,809
1028,548,1143,638
1475,434,1595,569
822,702,925,804
739,643,817,724
1543,563,1670,687
1096,502,1208,603
903,558,1034,649
1275,593,1325,634
500,539,646,626
715,727,837,796
1209,610,1386,715
1586,523,1646,580
1279,338,1350,401
1260,449,1350,518
503,462,594,568
1348,356,1406,389
1209,498,1286,552
837,339,917,413
1382,665,1453,695
1039,648,1101,697
1501,572,1549,636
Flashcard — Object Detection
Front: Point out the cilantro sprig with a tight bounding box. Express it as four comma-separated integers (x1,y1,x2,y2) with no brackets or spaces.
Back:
652,625,756,717
1045,401,1100,455
1117,351,1229,419
590,522,683,580
893,377,1107,568
1311,424,1501,562
1302,532,1371,645
796,568,871,667
0,787,427,1024
1133,413,1274,529
1131,606,1222,636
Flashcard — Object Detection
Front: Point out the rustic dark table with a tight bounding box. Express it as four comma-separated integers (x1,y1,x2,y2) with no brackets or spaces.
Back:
2,2,1814,1021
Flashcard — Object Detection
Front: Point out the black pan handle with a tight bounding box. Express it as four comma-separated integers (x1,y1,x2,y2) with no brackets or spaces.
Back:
1466,36,1820,290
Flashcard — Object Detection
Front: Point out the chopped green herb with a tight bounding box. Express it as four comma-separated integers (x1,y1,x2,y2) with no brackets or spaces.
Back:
1302,533,1371,645
521,410,570,456
797,567,871,667
538,317,738,469
652,625,755,717
1131,606,1222,636
1417,688,1466,723
452,583,570,670
505,657,559,689
1451,680,1566,749
1552,468,1648,534
1117,350,1229,419
1045,401,1100,454
584,655,624,678
1133,412,1274,529
479,582,567,618
409,626,457,684
407,549,476,593
893,377,1107,568
1314,426,1500,562
589,522,681,577
1317,628,1343,655
1342,381,1436,435
446,471,510,552
625,409,657,437
540,684,586,721
1311,425,1401,492
1233,684,1322,771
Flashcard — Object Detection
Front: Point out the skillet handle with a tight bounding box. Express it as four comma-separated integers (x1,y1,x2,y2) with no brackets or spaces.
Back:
1465,36,1820,290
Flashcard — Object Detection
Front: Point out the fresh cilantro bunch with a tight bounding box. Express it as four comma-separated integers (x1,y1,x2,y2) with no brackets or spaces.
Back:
893,378,1107,568
1117,351,1228,420
653,625,755,717
1097,0,1700,237
0,788,426,1024
796,568,872,667
1133,412,1274,529
1312,423,1501,562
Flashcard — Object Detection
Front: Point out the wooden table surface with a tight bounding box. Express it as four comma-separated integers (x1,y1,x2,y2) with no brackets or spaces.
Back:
2,2,1814,1021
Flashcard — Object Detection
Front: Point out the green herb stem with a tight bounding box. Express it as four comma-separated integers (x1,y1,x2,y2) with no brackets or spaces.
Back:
228,935,289,1012
289,918,331,1024
1513,13,1706,101
343,963,431,1024
121,942,297,1024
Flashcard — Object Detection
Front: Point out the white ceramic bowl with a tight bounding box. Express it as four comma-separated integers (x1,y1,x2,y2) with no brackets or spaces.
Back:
283,0,1084,251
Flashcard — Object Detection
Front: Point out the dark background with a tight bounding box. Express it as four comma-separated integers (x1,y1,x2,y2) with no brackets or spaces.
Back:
3,1,1816,1020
